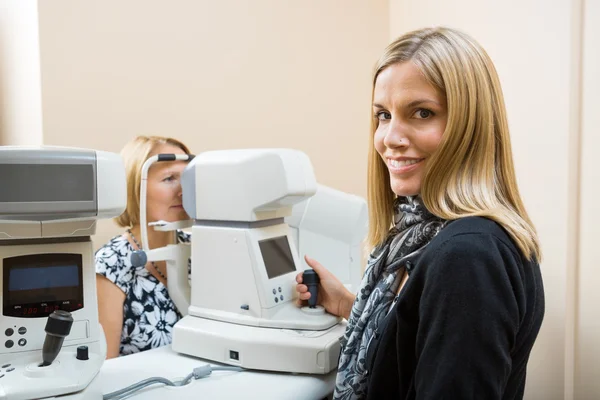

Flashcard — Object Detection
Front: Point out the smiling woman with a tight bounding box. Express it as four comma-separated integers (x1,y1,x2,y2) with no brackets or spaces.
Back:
94,136,193,359
295,27,544,400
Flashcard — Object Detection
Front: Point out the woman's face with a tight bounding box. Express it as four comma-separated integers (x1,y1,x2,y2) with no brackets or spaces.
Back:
373,62,448,197
146,143,189,223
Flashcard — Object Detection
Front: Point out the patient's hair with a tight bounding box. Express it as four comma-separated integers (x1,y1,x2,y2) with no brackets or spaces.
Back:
366,27,541,262
115,135,191,228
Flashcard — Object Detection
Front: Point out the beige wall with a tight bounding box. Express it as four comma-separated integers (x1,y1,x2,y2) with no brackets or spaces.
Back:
388,1,574,399
33,0,389,247
0,0,43,145
576,0,600,397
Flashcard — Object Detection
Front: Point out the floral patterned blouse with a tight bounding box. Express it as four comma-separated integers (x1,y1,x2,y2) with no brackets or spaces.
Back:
95,231,190,356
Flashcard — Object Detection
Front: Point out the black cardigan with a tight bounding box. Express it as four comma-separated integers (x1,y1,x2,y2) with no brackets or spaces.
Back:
364,217,545,400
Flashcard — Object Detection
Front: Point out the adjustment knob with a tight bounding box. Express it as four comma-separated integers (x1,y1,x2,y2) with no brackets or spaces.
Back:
76,345,89,360
45,310,73,337
41,310,73,367
130,250,148,267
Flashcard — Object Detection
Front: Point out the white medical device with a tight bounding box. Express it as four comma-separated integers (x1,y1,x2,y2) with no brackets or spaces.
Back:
133,149,368,375
0,146,126,400
173,149,348,374
286,185,367,293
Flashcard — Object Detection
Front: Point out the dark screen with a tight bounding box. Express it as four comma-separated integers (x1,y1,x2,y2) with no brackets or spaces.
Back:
3,254,84,318
0,164,94,202
259,236,296,279
9,265,79,291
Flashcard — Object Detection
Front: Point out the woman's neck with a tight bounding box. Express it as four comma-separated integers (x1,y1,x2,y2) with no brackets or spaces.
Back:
129,224,174,250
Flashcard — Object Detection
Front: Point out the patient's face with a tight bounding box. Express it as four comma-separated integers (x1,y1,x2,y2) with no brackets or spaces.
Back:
146,143,189,223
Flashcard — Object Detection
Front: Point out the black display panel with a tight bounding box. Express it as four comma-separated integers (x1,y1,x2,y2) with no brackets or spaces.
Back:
258,236,296,279
0,164,94,202
2,254,84,318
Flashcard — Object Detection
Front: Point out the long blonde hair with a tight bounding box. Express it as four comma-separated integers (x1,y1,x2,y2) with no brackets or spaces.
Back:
115,135,191,228
367,27,541,262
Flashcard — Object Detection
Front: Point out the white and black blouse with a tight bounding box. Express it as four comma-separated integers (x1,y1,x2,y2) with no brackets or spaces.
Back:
95,231,190,356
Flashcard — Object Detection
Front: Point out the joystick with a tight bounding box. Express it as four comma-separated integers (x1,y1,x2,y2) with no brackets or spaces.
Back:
302,269,319,308
41,310,73,367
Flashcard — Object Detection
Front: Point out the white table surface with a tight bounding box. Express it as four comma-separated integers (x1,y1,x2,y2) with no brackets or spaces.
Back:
86,345,336,400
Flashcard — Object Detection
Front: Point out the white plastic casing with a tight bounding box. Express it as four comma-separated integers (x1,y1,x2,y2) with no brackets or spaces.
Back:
182,149,317,222
286,184,368,292
0,146,126,240
95,150,127,219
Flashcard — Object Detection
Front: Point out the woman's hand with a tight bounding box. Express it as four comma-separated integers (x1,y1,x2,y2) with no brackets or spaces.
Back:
295,255,356,320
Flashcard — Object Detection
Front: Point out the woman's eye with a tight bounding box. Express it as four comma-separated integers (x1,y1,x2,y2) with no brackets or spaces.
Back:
376,111,391,121
163,176,175,182
414,109,433,119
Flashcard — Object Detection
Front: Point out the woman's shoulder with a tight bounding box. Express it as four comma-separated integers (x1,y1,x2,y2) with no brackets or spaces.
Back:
95,234,133,260
95,234,136,292
429,216,519,258
410,215,542,293
95,234,135,274
414,216,534,281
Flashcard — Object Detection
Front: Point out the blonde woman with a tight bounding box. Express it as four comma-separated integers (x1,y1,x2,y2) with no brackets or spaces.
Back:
296,27,544,399
95,136,192,358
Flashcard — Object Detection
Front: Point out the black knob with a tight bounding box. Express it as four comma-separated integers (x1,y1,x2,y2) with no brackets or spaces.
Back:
130,250,148,267
76,345,89,360
303,269,320,308
45,310,73,336
41,310,73,367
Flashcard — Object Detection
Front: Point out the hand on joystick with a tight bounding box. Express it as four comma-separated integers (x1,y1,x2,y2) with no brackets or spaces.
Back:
295,255,356,319
41,310,74,367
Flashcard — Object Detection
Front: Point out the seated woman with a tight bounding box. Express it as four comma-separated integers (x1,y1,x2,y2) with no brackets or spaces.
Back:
95,135,192,358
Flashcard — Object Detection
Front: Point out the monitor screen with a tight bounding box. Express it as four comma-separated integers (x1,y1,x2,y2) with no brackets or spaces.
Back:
3,253,84,318
259,236,296,279
0,164,94,202
9,265,80,292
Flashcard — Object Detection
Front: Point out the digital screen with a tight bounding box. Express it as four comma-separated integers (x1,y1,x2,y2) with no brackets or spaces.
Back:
3,254,84,318
0,164,94,202
9,265,79,291
259,236,296,279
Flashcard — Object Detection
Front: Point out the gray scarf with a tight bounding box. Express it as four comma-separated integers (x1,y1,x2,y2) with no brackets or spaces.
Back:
333,196,446,399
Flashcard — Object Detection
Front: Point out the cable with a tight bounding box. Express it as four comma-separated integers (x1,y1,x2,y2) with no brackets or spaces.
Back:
102,376,186,400
102,364,244,400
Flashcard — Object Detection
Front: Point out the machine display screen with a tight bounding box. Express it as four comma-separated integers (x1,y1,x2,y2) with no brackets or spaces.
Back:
0,164,94,202
259,236,296,279
2,254,84,318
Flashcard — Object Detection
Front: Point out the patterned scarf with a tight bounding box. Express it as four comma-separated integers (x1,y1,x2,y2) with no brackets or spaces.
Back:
333,196,446,399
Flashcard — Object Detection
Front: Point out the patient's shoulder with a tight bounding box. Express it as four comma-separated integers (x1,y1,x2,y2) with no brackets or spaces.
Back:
95,235,135,292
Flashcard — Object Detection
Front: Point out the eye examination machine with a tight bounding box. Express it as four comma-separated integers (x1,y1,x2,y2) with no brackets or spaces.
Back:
0,147,126,400
134,149,368,375
0,145,366,399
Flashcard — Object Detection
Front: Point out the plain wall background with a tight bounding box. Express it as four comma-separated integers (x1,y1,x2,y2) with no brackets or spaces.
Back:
1,1,598,398
576,0,600,397
0,0,43,145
